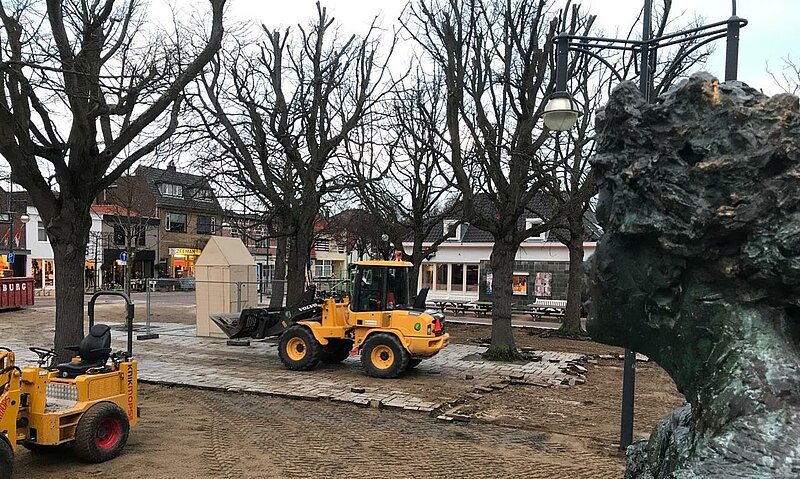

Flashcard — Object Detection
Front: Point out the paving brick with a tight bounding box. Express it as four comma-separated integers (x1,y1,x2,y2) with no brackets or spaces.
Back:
5,319,586,413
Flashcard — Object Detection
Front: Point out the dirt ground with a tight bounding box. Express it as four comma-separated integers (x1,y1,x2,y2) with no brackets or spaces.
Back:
7,306,684,478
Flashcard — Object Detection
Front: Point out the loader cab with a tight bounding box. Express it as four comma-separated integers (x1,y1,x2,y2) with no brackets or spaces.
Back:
350,261,411,312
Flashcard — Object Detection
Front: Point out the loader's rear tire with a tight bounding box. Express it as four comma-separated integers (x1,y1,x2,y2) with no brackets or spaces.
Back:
0,436,12,479
73,402,129,463
278,326,321,371
361,333,409,379
320,339,353,364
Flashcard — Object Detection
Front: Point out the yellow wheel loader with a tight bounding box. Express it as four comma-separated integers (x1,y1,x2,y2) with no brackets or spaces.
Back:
0,292,139,478
212,260,450,379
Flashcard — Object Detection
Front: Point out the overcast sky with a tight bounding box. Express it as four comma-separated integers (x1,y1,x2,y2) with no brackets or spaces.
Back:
168,0,797,94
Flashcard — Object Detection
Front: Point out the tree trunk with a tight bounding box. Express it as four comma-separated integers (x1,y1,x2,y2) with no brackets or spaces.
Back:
410,241,424,297
52,241,87,362
561,218,585,335
487,236,519,359
286,219,314,305
269,235,287,308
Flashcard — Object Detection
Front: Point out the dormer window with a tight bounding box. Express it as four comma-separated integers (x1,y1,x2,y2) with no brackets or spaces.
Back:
192,188,214,202
159,183,183,198
443,220,461,241
525,217,547,241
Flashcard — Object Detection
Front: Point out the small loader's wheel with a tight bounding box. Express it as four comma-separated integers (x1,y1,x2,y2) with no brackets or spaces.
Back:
407,358,423,369
361,333,409,379
0,437,12,479
320,339,353,364
73,402,130,463
278,326,321,371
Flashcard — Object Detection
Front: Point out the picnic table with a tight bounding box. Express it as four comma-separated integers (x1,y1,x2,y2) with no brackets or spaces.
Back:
469,301,493,316
525,299,567,320
432,300,470,315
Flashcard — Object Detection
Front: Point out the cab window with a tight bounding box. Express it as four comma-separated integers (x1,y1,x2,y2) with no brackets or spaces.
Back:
356,267,385,311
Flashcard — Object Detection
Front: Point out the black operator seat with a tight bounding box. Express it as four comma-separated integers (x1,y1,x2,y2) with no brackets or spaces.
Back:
56,324,113,378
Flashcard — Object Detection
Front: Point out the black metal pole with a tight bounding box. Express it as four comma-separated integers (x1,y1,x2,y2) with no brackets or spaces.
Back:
556,35,569,92
724,15,740,81
619,0,653,452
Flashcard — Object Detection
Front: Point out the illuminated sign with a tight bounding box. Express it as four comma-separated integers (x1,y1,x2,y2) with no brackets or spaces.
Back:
169,248,201,256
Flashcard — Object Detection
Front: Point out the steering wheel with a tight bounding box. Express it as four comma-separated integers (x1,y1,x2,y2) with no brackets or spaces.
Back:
30,347,57,367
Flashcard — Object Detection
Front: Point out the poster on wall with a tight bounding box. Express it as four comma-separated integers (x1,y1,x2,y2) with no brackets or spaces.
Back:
512,273,528,296
535,272,553,297
484,267,493,295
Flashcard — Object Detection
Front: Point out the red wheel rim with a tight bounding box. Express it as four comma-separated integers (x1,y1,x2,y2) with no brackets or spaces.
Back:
95,417,122,449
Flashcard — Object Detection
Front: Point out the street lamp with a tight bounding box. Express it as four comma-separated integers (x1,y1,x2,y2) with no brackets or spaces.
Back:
543,91,582,131
546,0,747,450
544,1,746,132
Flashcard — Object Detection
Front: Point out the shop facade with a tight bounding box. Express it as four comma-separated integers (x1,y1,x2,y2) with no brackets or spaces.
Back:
166,247,201,278
403,217,599,305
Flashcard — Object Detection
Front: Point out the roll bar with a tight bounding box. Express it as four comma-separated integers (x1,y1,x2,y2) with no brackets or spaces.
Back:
88,291,135,358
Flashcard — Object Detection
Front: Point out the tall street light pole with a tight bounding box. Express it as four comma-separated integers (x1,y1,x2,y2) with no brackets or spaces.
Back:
543,0,746,450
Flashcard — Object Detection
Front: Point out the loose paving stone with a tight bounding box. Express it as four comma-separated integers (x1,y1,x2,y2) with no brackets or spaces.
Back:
5,320,587,413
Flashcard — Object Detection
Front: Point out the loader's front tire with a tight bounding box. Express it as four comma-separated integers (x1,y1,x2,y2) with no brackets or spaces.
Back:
278,326,321,371
73,402,130,463
320,339,353,364
0,436,12,479
361,333,409,379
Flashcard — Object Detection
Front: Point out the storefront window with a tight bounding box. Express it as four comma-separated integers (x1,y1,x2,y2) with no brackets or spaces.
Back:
169,248,200,277
513,273,529,296
32,259,54,288
0,255,11,277
450,264,464,291
421,264,433,289
466,265,480,291
435,264,447,291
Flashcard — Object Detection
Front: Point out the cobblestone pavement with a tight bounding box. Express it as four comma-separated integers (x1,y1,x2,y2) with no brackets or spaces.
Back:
5,318,585,414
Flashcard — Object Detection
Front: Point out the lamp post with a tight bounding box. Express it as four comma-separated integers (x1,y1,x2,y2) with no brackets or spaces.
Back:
544,1,747,450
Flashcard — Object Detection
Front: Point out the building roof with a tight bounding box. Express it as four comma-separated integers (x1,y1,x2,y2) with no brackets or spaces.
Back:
420,192,601,244
134,164,223,215
91,204,140,217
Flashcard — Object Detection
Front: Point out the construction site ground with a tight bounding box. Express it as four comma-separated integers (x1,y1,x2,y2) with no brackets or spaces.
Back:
3,301,684,478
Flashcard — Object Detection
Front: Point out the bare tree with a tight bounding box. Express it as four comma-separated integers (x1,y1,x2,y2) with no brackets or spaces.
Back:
101,184,157,296
0,0,226,359
348,69,461,291
768,56,800,95
404,0,589,358
190,2,396,304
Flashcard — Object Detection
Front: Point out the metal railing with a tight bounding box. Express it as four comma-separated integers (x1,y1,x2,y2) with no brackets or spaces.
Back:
137,277,351,338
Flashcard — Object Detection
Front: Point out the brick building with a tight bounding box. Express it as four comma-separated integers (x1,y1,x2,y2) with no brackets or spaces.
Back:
104,162,223,278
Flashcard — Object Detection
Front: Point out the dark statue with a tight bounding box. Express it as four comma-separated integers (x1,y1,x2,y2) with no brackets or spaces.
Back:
588,73,800,477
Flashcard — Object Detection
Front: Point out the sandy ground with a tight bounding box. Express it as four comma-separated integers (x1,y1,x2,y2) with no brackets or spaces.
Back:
5,304,684,478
